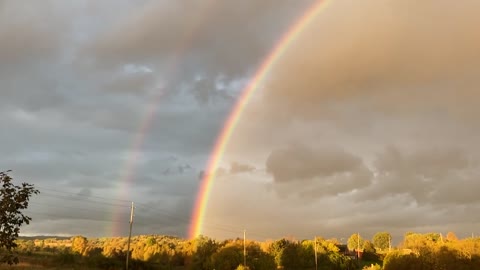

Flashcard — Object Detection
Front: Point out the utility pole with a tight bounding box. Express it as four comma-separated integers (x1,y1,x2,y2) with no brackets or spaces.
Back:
314,237,318,270
389,235,392,252
243,229,247,268
357,233,360,261
126,202,135,270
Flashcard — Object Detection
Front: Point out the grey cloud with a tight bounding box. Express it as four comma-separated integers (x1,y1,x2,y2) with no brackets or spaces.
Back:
354,146,480,206
103,71,156,96
230,162,255,174
190,77,235,105
1,0,314,239
266,145,372,198
8,0,480,241
86,0,312,76
0,1,67,68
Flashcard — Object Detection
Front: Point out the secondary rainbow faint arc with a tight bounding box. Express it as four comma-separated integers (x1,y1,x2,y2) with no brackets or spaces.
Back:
189,0,331,239
109,0,219,237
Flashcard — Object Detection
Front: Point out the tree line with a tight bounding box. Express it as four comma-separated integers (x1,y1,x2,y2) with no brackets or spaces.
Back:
11,231,480,269
15,235,358,269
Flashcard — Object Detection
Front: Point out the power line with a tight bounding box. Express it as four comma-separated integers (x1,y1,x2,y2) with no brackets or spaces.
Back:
29,201,118,215
36,185,133,203
29,186,277,239
36,192,131,208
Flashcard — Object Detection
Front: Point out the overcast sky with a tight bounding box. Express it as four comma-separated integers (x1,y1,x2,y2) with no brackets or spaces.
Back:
3,0,480,243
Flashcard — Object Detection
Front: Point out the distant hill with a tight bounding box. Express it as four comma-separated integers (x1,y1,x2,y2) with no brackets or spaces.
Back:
18,235,71,240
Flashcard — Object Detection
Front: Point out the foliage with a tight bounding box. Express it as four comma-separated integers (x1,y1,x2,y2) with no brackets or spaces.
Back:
190,235,218,269
362,240,380,261
363,241,376,254
446,231,458,242
209,244,243,269
363,263,382,270
383,233,480,269
9,230,480,269
372,232,391,251
71,235,88,255
347,233,365,252
0,170,39,265
236,265,248,270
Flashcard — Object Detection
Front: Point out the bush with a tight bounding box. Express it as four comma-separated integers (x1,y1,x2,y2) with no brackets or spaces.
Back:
363,263,382,270
55,251,77,265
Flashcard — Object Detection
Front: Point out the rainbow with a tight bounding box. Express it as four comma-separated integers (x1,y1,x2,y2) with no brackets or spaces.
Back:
109,0,219,236
189,0,331,239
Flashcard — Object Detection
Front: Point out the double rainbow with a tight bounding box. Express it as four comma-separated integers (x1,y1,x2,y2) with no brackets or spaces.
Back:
189,0,331,238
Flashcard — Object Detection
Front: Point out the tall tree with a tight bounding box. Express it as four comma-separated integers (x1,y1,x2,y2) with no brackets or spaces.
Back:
0,170,39,264
372,232,391,251
347,233,365,252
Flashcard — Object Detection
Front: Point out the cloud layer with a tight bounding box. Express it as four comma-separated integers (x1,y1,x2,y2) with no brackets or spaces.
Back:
3,0,480,242
203,0,480,241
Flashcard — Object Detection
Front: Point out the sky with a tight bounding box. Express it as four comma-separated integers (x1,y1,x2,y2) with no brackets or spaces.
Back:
2,0,480,243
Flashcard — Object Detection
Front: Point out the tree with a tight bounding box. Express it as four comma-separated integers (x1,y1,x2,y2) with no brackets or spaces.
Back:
363,241,376,254
446,231,458,242
0,170,39,265
71,236,88,255
209,245,243,270
347,233,365,252
190,235,218,269
372,232,391,251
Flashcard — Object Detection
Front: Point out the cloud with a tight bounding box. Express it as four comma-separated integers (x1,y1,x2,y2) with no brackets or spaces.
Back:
203,0,480,241
230,162,255,174
85,0,312,77
354,146,480,206
5,0,480,241
255,0,480,122
266,145,372,198
0,1,67,68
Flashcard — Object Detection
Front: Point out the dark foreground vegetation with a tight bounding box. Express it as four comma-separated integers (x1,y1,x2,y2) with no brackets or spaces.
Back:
1,231,479,269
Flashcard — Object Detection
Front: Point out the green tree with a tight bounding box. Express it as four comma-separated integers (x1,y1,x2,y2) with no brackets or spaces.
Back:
267,238,289,266
363,241,375,254
0,170,39,265
280,241,302,269
190,235,218,269
347,233,365,252
209,244,243,270
372,232,391,251
248,245,275,270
